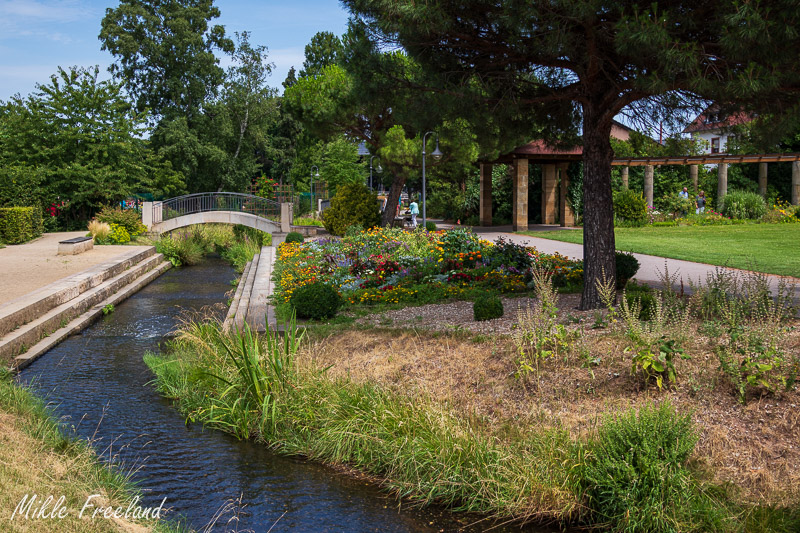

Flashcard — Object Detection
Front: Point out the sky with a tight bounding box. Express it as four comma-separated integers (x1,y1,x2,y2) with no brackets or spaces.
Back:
0,0,351,100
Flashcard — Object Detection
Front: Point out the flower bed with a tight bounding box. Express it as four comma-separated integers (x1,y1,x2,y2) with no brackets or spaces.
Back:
272,227,583,310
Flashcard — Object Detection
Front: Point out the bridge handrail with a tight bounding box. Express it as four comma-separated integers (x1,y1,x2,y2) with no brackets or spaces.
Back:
155,192,282,224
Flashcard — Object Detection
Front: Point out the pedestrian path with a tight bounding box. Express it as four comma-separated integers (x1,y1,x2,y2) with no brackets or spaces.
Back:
463,225,800,304
0,232,145,305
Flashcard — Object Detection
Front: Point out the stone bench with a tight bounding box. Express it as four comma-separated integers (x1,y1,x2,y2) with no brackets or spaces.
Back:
58,236,93,255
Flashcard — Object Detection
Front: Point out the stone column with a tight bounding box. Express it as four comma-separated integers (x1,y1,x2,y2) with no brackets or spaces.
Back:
511,164,517,225
792,161,800,206
690,165,698,193
558,163,575,227
758,163,768,197
142,202,153,229
541,163,558,224
621,166,629,190
479,163,493,226
717,163,728,208
281,202,293,233
644,165,654,207
513,158,529,231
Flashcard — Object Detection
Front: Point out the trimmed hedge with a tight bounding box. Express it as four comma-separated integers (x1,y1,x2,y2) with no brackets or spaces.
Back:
285,231,305,244
290,282,342,320
0,207,43,244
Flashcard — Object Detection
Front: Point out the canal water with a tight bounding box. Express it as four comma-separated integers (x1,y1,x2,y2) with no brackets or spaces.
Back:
18,258,545,532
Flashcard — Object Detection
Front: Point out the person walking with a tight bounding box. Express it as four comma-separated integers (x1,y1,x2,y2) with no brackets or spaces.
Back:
695,190,706,214
409,198,419,228
678,187,689,216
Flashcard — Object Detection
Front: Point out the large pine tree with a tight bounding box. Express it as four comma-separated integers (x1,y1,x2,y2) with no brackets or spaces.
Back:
343,0,800,309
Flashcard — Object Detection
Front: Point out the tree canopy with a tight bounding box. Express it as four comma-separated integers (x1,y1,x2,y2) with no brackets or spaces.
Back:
343,0,800,308
99,0,233,119
0,66,184,225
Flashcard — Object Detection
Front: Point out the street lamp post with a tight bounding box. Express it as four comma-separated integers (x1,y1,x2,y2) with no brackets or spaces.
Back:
310,165,320,214
421,131,443,229
369,155,382,191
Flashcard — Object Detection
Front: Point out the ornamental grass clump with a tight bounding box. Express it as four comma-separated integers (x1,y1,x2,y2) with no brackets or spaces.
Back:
720,190,767,220
290,282,342,320
87,219,112,244
473,294,503,321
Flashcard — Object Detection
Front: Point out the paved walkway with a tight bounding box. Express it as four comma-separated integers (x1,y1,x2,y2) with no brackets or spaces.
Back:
439,223,800,303
0,233,150,306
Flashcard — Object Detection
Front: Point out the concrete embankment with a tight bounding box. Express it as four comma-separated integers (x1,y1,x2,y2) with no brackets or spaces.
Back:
223,246,276,332
0,246,171,369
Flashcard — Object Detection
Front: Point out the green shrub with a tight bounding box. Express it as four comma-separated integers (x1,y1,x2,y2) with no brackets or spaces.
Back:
425,221,437,231
96,206,146,236
0,207,42,244
720,190,767,220
107,223,131,244
290,282,342,320
580,402,702,533
487,236,532,270
615,251,640,290
473,294,504,321
654,193,693,217
613,190,648,225
323,183,381,236
285,231,305,244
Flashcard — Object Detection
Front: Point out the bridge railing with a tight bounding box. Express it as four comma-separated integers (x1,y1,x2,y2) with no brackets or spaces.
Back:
154,192,282,224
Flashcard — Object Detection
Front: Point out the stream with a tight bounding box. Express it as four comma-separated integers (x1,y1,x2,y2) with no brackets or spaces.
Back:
18,257,545,532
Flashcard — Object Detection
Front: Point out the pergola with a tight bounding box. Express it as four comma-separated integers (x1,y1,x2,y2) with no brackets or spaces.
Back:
480,144,800,231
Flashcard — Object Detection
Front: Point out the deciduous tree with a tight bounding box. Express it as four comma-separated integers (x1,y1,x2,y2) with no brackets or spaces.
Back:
99,0,233,120
0,66,183,224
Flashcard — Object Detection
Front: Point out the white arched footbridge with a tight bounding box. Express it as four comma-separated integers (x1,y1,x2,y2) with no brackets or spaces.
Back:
143,193,292,238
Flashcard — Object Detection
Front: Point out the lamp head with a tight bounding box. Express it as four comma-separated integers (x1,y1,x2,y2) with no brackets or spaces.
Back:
314,171,320,178
376,163,383,174
431,139,443,162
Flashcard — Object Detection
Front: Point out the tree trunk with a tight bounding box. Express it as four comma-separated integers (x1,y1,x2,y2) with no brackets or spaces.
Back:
381,174,406,226
579,103,616,310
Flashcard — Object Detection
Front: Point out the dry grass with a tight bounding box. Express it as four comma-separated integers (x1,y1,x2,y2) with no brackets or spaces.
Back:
0,411,149,533
303,304,800,508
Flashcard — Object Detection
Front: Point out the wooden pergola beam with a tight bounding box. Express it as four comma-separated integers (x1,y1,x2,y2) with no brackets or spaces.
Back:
612,153,800,166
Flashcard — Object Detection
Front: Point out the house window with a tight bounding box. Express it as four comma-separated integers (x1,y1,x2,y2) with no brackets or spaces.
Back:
710,137,720,154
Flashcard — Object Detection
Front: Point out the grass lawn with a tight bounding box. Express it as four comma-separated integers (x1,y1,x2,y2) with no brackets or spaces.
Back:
522,223,800,278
